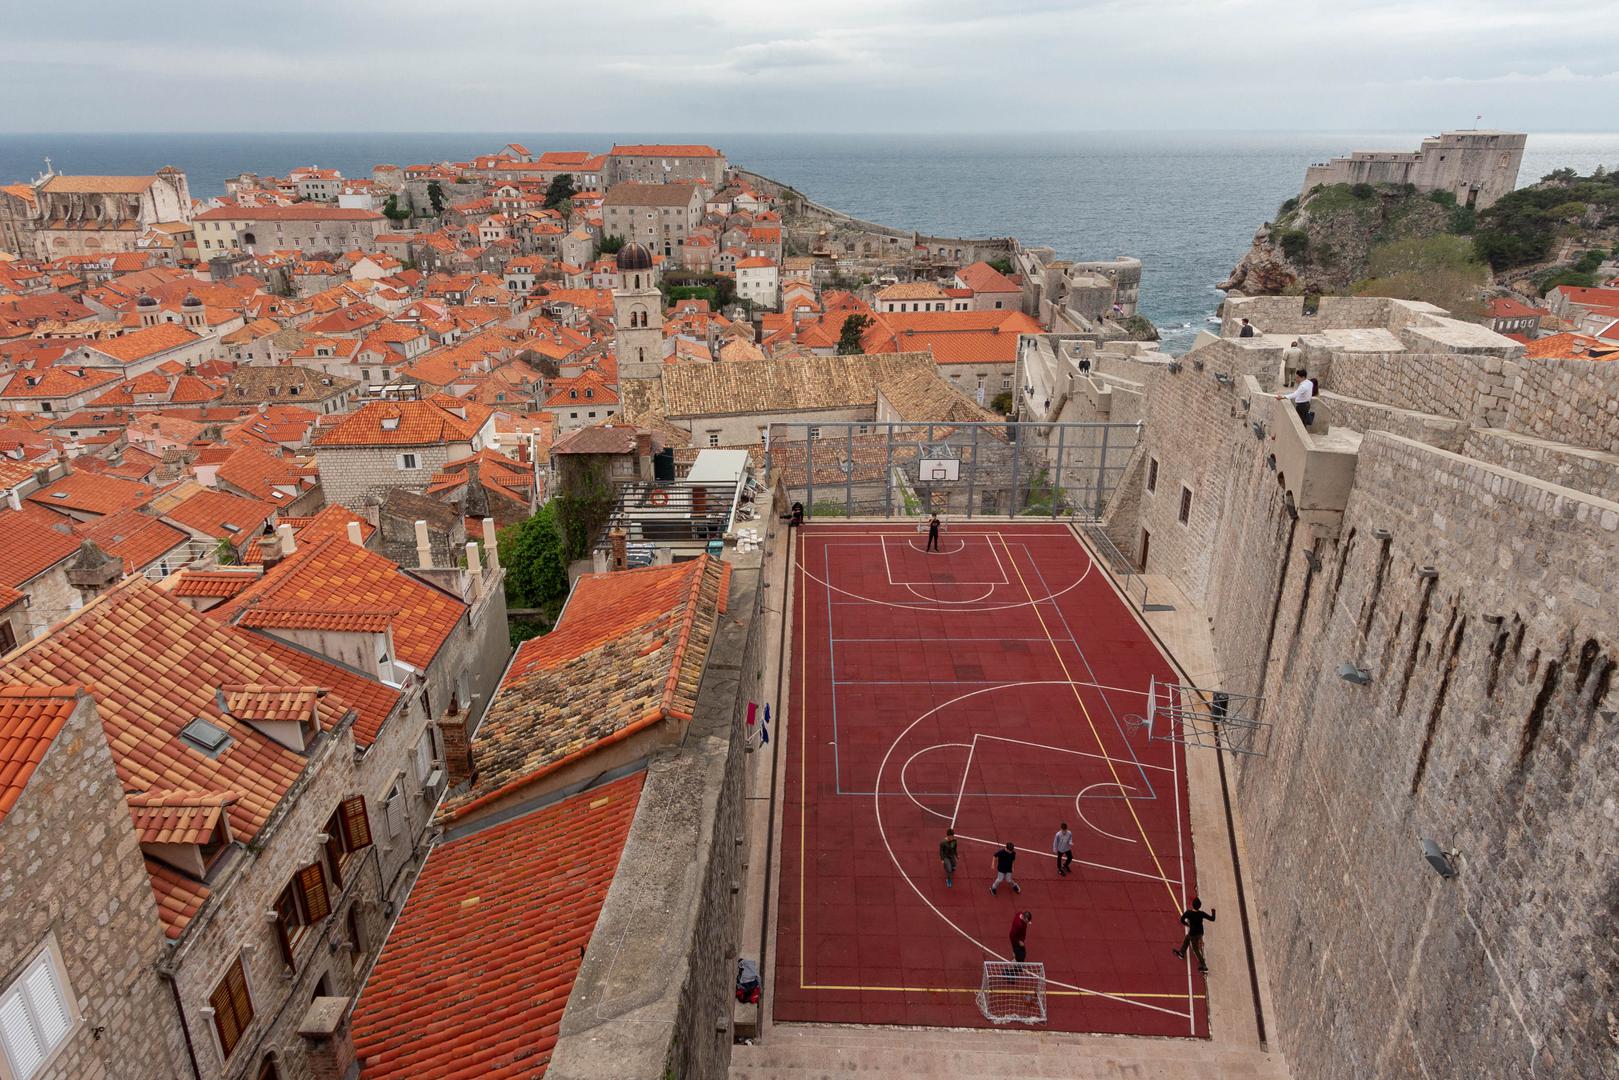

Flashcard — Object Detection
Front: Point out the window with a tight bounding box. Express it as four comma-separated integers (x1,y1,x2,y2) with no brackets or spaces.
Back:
0,942,77,1079
807,427,820,440
1178,485,1193,525
1146,457,1158,495
322,795,374,890
207,956,254,1061
397,453,419,470
271,859,333,969
384,784,405,837
708,432,720,447
1002,376,1012,390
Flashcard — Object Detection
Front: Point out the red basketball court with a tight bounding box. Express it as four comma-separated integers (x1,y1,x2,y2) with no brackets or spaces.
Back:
774,521,1207,1037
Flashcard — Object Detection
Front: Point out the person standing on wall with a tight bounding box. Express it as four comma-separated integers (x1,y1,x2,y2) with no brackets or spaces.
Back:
1172,897,1216,974
1010,910,1033,963
1052,822,1074,876
939,827,958,888
1239,317,1256,337
926,512,942,552
1276,368,1315,426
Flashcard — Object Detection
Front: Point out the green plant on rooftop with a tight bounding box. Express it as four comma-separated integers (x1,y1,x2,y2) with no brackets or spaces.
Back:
381,195,411,223
986,256,1014,275
554,461,617,561
836,313,873,355
598,233,627,255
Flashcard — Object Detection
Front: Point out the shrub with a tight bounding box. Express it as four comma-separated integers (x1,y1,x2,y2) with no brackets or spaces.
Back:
1276,229,1309,261
1350,182,1376,199
990,390,1014,414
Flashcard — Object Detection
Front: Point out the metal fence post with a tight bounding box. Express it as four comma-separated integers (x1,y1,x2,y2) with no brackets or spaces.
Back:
845,424,854,517
1010,424,1022,518
1052,423,1066,518
884,423,895,516
966,424,979,519
1093,424,1111,518
806,425,815,516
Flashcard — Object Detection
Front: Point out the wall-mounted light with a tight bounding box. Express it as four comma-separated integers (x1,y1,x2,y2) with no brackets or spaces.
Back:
1251,420,1267,439
1338,662,1372,685
1166,361,1183,374
1303,550,1322,572
1371,528,1392,540
1417,565,1439,579
1420,838,1458,879
1214,372,1234,387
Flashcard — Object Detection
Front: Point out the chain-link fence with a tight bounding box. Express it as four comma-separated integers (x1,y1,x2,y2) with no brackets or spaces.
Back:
764,420,1140,520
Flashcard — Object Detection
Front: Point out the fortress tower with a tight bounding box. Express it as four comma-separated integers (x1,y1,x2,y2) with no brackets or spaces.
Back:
614,243,664,379
1302,131,1527,209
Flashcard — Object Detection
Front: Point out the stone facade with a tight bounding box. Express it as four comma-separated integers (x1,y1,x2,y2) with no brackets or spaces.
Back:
1078,297,1618,1080
22,169,193,258
316,439,477,511
194,207,388,257
1302,131,1527,209
0,693,188,1080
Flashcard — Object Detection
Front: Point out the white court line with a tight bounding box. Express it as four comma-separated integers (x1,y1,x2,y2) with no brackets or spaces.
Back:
948,736,977,828
1075,782,1138,844
949,828,1173,886
879,533,895,585
872,682,1192,1020
798,538,1093,612
902,582,997,604
1173,711,1193,1033
906,538,967,555
901,743,971,822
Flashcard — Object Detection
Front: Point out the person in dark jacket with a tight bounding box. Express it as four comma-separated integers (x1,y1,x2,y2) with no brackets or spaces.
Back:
1010,910,1033,962
991,842,1020,894
939,827,958,888
926,513,941,552
1172,897,1216,973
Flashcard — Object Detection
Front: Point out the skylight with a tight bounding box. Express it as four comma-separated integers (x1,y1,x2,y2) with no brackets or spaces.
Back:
180,716,231,754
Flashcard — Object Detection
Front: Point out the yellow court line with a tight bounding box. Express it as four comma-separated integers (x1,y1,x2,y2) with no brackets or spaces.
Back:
804,983,1205,1000
994,532,1183,914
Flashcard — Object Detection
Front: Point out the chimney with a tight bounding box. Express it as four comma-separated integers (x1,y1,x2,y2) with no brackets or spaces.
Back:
276,522,297,555
481,517,500,570
297,997,357,1080
345,520,364,546
609,527,627,571
5,490,18,511
636,430,653,480
414,519,432,568
465,540,483,597
440,717,474,786
592,549,608,574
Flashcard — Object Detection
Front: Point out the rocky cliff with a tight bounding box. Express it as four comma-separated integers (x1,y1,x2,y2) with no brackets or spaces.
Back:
1221,183,1455,296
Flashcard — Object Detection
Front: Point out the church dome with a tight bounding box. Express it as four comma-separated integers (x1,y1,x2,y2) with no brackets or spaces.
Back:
617,243,653,271
181,292,203,307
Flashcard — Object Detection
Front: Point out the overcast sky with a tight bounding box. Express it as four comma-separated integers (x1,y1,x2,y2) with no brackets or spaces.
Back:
5,0,1617,133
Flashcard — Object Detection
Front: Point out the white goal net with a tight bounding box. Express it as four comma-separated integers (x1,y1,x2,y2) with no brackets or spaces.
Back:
976,961,1047,1025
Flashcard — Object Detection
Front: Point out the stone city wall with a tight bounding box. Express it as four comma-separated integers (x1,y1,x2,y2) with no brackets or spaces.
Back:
1230,433,1617,1080
1313,392,1468,451
548,561,762,1080
1326,351,1518,426
1459,427,1619,504
1502,356,1619,454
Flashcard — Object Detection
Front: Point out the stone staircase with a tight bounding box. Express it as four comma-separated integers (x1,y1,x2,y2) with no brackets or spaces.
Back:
729,1023,1289,1079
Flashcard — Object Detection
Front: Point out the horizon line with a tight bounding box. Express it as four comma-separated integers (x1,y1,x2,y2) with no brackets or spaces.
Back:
2,128,1616,138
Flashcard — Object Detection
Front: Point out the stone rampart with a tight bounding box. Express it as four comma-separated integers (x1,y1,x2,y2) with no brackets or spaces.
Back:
1326,351,1518,426
1502,356,1619,454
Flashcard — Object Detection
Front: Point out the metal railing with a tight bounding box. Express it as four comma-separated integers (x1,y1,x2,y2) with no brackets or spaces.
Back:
594,480,750,551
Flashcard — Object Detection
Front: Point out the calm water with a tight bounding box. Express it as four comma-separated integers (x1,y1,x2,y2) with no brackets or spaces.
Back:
4,131,1616,352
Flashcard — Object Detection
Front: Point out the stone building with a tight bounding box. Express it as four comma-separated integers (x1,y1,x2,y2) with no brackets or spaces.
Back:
603,143,726,188
614,243,665,379
15,168,192,258
0,508,83,644
1302,130,1527,209
1046,293,1618,1079
0,687,189,1079
312,396,496,509
601,182,705,260
193,205,389,257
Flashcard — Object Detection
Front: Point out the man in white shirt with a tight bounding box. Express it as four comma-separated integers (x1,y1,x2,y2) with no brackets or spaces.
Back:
1052,822,1074,876
1277,368,1315,425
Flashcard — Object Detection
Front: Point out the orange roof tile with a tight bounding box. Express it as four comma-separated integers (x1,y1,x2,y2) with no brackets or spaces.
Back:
352,771,645,1079
78,508,189,573
144,856,211,938
223,683,322,724
214,537,465,669
0,508,81,587
249,635,400,748
27,471,155,517
609,143,720,157
163,488,276,542
0,685,84,825
0,364,123,400
85,323,201,364
238,606,398,633
126,788,237,844
313,397,492,448
171,569,261,599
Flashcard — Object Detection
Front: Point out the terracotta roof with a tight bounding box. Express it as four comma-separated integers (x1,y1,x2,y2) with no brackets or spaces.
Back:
238,606,397,633
242,505,373,565
41,175,157,194
171,569,261,599
78,508,189,573
877,281,948,301
126,788,237,844
164,488,276,543
550,424,646,456
602,182,702,208
609,144,721,158
145,857,210,937
0,685,84,825
214,444,307,503
649,351,939,418
736,256,776,270
314,397,492,448
1484,296,1546,319
955,261,1021,294
195,205,384,221
214,537,465,669
249,635,400,747
0,364,123,400
1522,332,1619,361
352,771,645,1079
223,683,322,724
0,508,81,587
27,471,154,518
876,310,1042,364
442,556,728,820
84,323,201,364
0,578,358,937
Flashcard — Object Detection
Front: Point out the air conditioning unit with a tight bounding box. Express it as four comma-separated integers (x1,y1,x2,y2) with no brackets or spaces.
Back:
422,766,445,795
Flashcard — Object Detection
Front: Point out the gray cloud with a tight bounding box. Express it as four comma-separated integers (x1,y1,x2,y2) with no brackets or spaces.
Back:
1,0,1614,132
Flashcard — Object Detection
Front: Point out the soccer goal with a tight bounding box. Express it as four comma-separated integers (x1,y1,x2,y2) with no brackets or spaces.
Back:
976,961,1047,1025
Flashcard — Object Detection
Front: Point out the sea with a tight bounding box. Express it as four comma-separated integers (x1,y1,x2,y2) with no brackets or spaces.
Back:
3,131,1616,354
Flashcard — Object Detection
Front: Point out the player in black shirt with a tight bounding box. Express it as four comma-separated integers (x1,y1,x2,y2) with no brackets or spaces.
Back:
990,842,1020,894
1172,897,1216,973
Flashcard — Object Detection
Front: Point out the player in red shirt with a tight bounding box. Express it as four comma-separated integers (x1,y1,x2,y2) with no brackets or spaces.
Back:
1009,910,1032,963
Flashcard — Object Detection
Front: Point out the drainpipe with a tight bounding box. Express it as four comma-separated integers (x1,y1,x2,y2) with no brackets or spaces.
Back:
160,970,203,1080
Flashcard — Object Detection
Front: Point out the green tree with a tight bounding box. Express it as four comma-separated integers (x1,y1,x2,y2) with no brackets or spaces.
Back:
836,313,874,355
426,181,446,215
986,257,1014,275
382,194,411,222
598,233,627,254
544,173,577,209
498,503,569,609
990,390,1014,414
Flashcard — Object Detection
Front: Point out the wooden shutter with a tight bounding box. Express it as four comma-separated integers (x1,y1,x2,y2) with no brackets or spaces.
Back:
210,958,252,1059
338,795,373,852
296,862,331,924
272,887,298,968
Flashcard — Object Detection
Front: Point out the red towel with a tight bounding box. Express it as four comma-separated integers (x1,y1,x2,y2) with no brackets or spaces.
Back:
747,701,757,726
